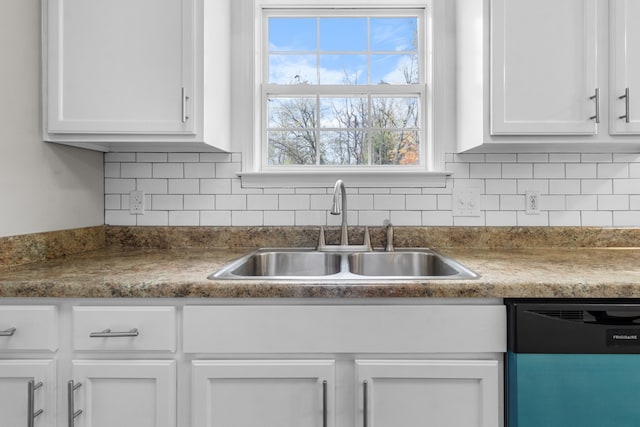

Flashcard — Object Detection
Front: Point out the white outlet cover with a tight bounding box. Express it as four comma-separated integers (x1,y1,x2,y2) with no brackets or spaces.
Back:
452,186,481,217
129,190,145,215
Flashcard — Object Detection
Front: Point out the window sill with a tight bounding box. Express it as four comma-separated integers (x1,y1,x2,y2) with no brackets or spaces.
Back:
238,171,450,188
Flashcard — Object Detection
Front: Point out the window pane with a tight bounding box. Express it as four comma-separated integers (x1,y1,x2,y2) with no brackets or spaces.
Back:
268,97,317,129
371,54,419,84
319,54,367,84
268,131,317,165
371,97,419,128
269,18,317,52
320,97,368,128
319,18,367,51
269,55,317,84
320,131,368,165
371,130,419,165
370,18,418,52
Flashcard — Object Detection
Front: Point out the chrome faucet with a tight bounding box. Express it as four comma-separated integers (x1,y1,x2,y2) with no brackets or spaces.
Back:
384,220,394,252
331,179,349,245
317,179,371,252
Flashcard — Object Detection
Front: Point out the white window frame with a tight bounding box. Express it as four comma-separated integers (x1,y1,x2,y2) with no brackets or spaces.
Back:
233,0,447,188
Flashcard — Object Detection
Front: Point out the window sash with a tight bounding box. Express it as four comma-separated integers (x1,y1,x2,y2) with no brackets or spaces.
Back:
259,7,429,172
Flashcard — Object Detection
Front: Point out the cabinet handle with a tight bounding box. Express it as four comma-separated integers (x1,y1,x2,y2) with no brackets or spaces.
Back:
89,328,139,338
590,88,600,123
27,380,44,427
67,381,82,427
619,88,630,123
0,327,16,336
363,380,368,427
181,87,190,123
322,380,328,427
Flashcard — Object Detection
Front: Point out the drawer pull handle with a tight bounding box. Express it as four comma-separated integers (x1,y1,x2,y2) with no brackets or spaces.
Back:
28,380,44,427
590,88,600,123
0,327,16,336
619,87,631,123
68,381,82,427
90,328,139,338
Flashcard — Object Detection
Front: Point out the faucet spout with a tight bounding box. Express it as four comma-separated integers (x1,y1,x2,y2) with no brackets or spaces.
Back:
331,179,348,245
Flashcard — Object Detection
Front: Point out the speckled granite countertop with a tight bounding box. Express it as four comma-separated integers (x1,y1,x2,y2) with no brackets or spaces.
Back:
1,245,640,298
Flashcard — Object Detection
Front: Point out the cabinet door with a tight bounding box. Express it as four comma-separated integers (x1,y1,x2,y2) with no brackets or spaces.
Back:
0,360,56,427
610,0,640,134
356,360,500,427
491,0,598,135
46,0,194,134
71,360,176,427
192,360,335,427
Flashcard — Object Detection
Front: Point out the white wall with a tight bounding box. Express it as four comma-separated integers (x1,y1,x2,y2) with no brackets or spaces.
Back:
0,0,104,238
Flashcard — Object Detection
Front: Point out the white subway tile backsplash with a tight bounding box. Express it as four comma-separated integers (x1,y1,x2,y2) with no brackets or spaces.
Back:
200,211,232,226
185,163,216,178
247,195,278,211
566,163,597,179
184,195,215,210
103,151,640,227
613,211,640,227
216,194,246,210
169,179,199,194
121,163,152,178
231,211,264,226
105,178,135,194
138,211,169,226
406,195,437,210
486,211,517,227
169,211,200,226
582,211,613,227
470,163,501,179
153,195,183,211
549,211,581,226
502,163,533,179
153,163,183,178
137,179,168,194
534,163,565,179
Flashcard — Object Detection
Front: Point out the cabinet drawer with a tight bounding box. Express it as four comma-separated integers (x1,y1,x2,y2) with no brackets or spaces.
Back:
73,306,176,352
183,305,506,354
0,306,58,352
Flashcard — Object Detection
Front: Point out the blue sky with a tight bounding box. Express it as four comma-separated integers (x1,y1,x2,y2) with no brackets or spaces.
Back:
268,16,419,85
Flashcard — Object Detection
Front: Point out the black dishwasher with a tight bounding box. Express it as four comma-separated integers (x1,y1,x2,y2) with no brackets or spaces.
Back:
506,299,640,427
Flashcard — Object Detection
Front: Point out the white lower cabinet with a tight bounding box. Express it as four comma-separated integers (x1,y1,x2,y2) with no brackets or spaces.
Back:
0,300,506,427
0,360,56,427
192,360,335,427
69,360,176,427
356,360,500,427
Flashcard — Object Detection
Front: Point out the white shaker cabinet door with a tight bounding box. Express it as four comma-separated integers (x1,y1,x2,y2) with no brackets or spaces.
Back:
490,0,598,135
192,360,335,427
610,0,640,134
0,360,56,427
356,360,500,427
70,360,176,427
46,0,194,135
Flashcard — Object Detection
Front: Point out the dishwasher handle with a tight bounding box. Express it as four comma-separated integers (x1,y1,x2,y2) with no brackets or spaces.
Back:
586,311,640,326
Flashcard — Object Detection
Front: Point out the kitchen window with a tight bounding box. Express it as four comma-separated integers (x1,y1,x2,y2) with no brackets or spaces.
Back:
236,1,445,188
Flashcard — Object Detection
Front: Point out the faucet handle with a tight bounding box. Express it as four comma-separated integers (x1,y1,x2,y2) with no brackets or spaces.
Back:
363,226,372,251
317,226,326,250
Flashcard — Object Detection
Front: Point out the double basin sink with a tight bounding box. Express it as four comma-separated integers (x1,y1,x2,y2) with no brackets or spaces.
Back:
209,248,479,281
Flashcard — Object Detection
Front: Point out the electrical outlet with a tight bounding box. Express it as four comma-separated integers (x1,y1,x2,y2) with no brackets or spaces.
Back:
453,186,481,217
130,190,145,215
525,191,540,215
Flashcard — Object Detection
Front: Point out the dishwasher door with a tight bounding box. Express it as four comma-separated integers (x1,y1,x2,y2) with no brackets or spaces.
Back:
507,299,640,427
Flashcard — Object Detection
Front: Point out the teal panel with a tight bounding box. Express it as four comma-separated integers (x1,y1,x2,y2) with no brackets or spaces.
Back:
508,353,640,427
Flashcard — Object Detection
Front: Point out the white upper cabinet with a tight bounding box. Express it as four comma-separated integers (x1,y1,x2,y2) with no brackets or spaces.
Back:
43,0,230,152
610,0,640,134
457,0,640,152
490,0,598,135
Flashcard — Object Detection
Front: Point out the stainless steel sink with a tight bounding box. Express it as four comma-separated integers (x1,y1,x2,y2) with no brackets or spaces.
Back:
226,251,342,277
209,248,479,280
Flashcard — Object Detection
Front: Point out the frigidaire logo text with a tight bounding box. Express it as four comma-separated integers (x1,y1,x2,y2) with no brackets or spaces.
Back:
612,334,638,340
